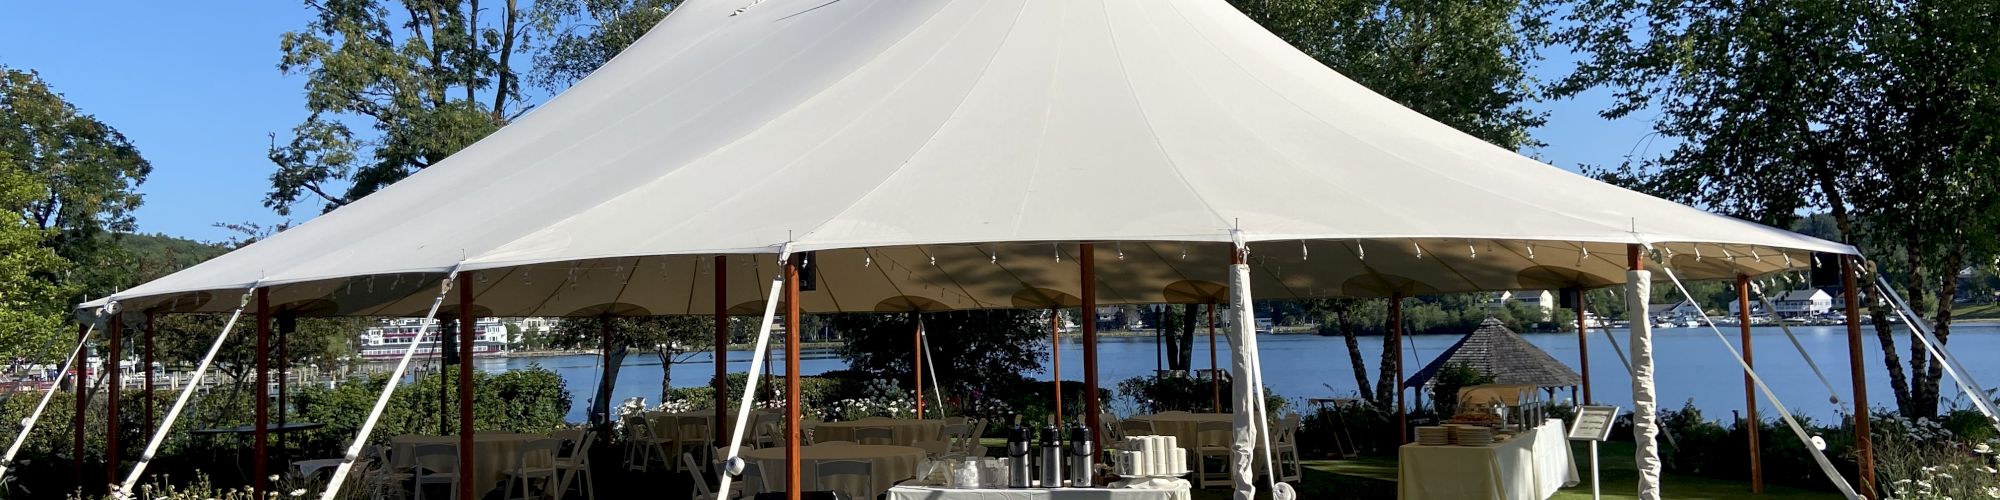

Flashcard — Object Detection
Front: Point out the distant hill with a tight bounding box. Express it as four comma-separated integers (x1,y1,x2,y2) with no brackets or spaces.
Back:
115,233,229,281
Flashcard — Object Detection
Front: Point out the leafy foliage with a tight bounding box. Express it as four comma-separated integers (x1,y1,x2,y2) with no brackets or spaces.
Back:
266,0,529,215
831,310,1048,397
526,0,677,91
1231,0,1550,150
0,66,151,311
547,315,710,424
1427,362,1494,417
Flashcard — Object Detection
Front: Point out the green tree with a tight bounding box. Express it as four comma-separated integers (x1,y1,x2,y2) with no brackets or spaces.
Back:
1230,0,1550,150
1548,0,2000,419
527,0,677,91
0,151,77,364
832,310,1048,403
0,66,152,303
549,315,710,425
266,0,528,215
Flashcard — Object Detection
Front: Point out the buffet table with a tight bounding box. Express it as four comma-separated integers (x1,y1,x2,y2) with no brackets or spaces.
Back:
743,444,925,499
887,480,1193,500
391,433,550,499
1397,419,1578,500
816,418,944,446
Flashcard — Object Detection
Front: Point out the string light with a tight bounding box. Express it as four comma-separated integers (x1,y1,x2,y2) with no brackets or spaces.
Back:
929,256,937,266
1117,242,1125,260
1467,241,1476,259
1722,249,1734,260
1413,241,1422,260
1301,240,1309,261
1054,244,1062,263
1695,247,1703,261
1357,242,1366,260
1751,249,1762,262
1525,243,1534,260
865,256,873,267
1180,243,1188,260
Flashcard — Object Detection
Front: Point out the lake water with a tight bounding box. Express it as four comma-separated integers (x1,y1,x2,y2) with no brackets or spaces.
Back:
475,324,2000,424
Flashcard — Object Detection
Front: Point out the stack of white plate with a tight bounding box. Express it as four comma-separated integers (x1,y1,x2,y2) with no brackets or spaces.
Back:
1414,426,1453,446
1452,426,1495,446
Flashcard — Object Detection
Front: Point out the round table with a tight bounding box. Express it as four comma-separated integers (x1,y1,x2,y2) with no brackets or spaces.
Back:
742,444,924,499
391,433,549,499
1128,413,1233,448
815,418,943,446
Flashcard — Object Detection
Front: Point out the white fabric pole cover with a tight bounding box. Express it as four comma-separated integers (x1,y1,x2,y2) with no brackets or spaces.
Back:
1227,263,1258,500
1626,270,1660,500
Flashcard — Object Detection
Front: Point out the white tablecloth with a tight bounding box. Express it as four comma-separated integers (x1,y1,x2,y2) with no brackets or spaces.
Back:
1397,419,1579,500
743,444,926,499
817,418,945,446
1127,413,1240,450
391,433,549,500
888,480,1192,500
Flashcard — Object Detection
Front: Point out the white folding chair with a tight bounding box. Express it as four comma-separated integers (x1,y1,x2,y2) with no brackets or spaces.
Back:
814,460,873,500
854,426,895,446
627,417,674,472
1274,413,1302,482
684,453,743,500
553,431,597,500
408,443,459,500
1195,420,1234,489
503,438,562,500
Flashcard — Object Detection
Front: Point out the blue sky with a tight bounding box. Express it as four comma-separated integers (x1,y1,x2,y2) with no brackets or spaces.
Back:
1,2,1661,243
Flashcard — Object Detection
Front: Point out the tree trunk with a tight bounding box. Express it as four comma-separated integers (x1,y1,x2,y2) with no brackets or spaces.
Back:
1177,305,1197,371
657,347,676,406
1334,304,1376,404
1906,241,1933,417
1817,172,1913,416
1920,245,1962,418
1373,298,1401,411
591,344,628,426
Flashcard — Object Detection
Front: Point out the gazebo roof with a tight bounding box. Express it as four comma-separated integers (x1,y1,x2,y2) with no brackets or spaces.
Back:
87,0,1852,316
1404,318,1581,389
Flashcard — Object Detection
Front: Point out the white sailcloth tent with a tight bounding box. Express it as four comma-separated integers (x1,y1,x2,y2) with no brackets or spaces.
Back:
76,0,1871,499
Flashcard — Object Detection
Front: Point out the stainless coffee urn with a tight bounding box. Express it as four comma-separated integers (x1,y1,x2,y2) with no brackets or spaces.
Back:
1066,424,1095,487
1006,421,1032,488
1038,422,1064,487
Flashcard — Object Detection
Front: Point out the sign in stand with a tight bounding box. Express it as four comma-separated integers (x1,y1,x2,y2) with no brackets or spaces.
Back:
1568,406,1619,500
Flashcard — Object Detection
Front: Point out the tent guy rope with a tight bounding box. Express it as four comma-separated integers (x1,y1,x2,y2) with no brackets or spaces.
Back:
717,247,792,496
315,268,460,500
1651,253,1861,499
1750,282,1844,407
0,321,97,485
116,288,257,497
1875,274,2000,434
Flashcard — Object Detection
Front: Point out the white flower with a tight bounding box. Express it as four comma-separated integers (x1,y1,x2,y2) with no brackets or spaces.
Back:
1982,486,1998,498
290,489,306,497
1976,443,1993,454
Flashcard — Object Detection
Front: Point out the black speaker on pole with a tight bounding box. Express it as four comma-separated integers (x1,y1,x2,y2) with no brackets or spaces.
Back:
1809,251,1845,288
1558,287,1579,309
755,492,847,500
798,251,818,291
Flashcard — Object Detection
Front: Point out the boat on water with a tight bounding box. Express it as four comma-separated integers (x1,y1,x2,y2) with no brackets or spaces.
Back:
359,317,512,360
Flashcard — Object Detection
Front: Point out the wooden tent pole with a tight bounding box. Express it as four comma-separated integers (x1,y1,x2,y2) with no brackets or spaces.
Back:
1208,300,1219,412
715,255,729,447
71,321,86,488
1391,291,1405,445
457,272,476,500
1576,288,1592,404
1842,257,1875,498
784,255,803,500
1738,274,1762,493
145,311,155,440
254,288,270,497
915,318,925,420
1052,308,1063,423
106,312,122,487
1081,243,1101,460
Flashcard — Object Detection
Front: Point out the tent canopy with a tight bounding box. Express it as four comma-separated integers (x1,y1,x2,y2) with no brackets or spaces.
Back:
88,0,1852,316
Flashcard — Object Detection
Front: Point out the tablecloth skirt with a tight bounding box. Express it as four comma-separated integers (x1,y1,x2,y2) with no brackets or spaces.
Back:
816,419,945,446
888,482,1192,500
391,433,549,499
1396,419,1579,500
743,444,926,499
